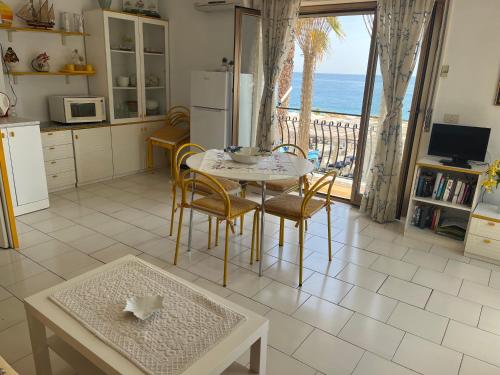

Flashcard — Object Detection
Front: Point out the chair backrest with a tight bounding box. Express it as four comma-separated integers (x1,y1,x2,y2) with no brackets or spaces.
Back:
166,106,190,127
272,143,307,159
301,170,337,215
173,143,206,184
180,170,231,217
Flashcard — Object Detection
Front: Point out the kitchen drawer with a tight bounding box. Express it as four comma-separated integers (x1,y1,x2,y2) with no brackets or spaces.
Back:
43,144,74,161
45,157,75,175
41,131,72,147
46,170,76,190
470,217,500,241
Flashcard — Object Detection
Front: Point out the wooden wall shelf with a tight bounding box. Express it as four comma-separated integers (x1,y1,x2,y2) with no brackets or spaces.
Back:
7,71,95,84
0,25,89,45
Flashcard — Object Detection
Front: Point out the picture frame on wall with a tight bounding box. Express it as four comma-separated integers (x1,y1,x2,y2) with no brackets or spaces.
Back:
122,0,160,18
496,80,500,106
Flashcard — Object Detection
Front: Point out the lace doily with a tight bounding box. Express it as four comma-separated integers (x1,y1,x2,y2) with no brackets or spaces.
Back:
50,259,246,375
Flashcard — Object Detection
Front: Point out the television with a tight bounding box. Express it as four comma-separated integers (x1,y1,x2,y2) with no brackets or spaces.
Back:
428,123,490,168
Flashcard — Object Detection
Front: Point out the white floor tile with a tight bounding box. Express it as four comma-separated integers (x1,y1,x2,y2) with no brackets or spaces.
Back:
68,233,117,254
226,293,271,316
91,243,141,263
253,282,310,315
20,240,74,263
366,239,408,259
49,225,96,243
430,245,470,263
226,269,273,298
266,309,314,355
459,280,500,310
300,273,352,303
0,322,33,363
459,355,500,375
332,231,373,250
412,267,462,295
402,249,448,272
303,235,344,256
370,256,417,281
111,227,160,247
339,313,404,359
40,251,102,280
0,258,46,287
265,259,314,287
0,297,26,331
489,271,500,290
353,352,418,375
479,306,500,335
340,286,397,322
445,260,491,285
333,245,378,267
5,271,63,299
388,302,448,344
93,220,136,236
392,235,433,253
426,290,481,326
293,296,353,335
336,263,387,292
267,347,316,375
293,329,364,375
443,320,500,367
18,230,53,249
394,333,462,375
303,252,348,277
30,216,75,233
379,277,431,308
193,278,233,298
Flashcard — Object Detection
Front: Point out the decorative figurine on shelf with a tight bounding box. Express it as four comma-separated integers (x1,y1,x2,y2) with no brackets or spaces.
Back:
17,0,55,29
0,1,13,25
31,52,50,72
4,47,19,72
70,49,86,71
220,57,234,72
123,0,160,18
120,36,134,51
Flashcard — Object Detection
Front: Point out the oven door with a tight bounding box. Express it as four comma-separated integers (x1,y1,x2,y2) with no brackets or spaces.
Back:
63,98,105,123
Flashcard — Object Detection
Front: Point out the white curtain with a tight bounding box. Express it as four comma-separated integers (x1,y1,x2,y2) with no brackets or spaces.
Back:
361,0,434,223
256,0,301,150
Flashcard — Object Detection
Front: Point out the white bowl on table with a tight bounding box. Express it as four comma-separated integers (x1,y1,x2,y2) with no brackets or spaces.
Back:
228,147,269,165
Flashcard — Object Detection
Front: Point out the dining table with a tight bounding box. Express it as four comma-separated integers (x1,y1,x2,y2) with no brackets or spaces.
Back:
186,149,315,276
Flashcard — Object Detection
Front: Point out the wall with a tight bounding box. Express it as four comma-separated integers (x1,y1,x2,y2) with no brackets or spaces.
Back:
160,0,235,107
418,0,500,203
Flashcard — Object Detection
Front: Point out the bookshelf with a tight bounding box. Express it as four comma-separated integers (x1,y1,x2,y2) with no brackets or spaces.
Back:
404,156,487,249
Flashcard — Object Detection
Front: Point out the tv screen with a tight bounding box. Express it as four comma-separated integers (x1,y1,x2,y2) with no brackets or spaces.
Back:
428,123,490,162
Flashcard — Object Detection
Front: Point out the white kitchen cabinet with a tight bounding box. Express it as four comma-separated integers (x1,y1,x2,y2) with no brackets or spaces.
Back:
1,125,49,216
84,10,169,124
41,130,76,192
111,122,168,176
73,127,113,185
111,123,143,176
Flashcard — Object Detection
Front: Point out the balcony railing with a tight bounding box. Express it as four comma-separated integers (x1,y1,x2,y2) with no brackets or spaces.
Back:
276,107,373,179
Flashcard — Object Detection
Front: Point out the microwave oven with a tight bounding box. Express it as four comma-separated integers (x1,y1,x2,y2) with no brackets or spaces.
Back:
48,96,106,124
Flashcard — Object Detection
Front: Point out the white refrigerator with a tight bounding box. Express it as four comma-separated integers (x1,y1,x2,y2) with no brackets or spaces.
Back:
190,71,233,150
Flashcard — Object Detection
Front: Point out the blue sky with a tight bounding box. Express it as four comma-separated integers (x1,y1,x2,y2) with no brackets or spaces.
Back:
293,15,373,75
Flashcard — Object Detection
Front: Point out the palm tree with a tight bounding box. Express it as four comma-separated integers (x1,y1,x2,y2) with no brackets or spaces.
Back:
295,17,344,153
277,44,295,120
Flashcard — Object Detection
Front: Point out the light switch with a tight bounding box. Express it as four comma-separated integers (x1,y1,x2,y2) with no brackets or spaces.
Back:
440,65,450,77
443,113,459,124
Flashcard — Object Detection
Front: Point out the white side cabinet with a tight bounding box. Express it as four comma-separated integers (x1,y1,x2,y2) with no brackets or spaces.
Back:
1,125,49,216
41,130,76,192
73,127,113,185
111,123,144,176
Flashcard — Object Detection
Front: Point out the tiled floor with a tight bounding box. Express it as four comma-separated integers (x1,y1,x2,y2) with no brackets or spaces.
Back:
2,171,500,374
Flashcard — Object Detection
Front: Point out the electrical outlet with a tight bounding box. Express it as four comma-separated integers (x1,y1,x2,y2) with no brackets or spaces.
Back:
443,113,459,124
440,65,450,77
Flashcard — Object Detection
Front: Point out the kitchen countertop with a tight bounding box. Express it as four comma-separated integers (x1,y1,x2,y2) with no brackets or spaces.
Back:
0,116,40,129
40,121,111,132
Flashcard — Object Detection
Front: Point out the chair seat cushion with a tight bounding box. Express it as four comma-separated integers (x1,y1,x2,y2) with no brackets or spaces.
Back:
194,175,241,194
192,195,259,218
264,194,325,220
249,178,300,193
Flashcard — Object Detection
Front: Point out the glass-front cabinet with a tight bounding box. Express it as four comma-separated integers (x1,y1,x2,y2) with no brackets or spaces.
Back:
84,10,169,124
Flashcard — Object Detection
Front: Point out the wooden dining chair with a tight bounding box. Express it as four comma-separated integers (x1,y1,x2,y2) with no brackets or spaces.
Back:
169,143,241,251
257,170,338,286
174,170,260,287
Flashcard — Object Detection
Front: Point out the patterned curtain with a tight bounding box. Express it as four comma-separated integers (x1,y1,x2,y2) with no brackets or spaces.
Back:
256,0,301,150
361,0,434,223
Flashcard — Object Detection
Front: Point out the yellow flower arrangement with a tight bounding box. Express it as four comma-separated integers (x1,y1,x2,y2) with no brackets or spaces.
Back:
483,160,500,193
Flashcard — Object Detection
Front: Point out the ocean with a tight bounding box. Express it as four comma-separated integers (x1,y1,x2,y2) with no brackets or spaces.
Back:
287,72,416,121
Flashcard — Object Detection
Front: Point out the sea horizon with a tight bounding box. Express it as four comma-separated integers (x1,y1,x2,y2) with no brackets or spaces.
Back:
286,72,416,121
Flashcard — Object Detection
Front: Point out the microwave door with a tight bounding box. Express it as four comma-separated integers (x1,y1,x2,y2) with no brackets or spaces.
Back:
64,99,104,123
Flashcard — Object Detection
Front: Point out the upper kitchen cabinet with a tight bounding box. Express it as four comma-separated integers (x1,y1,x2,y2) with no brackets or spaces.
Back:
84,10,169,124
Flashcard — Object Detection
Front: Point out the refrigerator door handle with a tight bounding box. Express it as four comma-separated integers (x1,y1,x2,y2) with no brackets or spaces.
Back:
192,106,225,112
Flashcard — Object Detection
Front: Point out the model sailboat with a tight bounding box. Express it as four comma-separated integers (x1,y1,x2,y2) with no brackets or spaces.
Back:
17,0,55,29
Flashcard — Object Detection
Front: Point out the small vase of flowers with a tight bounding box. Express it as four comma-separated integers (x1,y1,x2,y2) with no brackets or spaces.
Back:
482,160,500,211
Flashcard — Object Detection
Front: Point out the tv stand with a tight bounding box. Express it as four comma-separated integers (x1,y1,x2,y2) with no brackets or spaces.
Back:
440,158,472,169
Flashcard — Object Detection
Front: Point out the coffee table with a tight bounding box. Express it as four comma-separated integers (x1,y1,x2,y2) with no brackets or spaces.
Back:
24,256,269,375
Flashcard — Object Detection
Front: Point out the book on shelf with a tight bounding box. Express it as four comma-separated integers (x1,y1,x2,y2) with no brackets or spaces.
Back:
411,204,466,240
415,170,476,206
